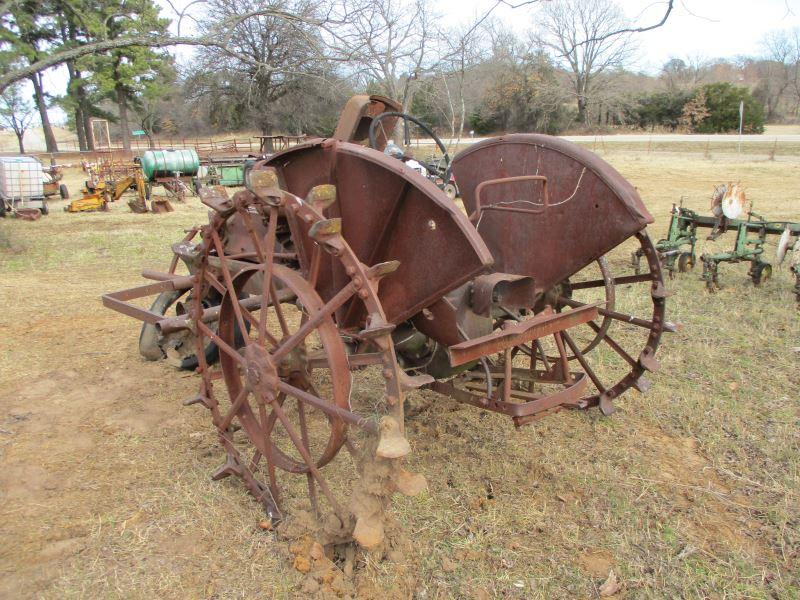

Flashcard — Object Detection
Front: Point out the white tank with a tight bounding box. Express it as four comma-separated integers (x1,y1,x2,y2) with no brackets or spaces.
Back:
0,156,44,200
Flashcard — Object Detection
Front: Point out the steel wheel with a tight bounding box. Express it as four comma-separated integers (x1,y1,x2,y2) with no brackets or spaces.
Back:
188,172,417,547
533,230,668,412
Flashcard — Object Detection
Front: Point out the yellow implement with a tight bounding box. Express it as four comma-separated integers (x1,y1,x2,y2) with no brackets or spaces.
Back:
65,171,150,213
64,193,108,213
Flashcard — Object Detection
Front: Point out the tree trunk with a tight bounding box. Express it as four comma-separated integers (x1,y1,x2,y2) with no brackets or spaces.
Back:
29,73,58,153
72,71,92,151
15,131,25,154
84,112,95,151
74,104,87,151
577,96,587,125
116,85,131,151
67,22,93,151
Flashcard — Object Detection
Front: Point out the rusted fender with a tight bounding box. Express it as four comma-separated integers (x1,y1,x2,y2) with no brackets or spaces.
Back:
263,139,494,328
451,134,654,291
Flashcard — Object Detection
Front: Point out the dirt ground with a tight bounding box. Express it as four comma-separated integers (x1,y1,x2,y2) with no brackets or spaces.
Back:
1,149,798,599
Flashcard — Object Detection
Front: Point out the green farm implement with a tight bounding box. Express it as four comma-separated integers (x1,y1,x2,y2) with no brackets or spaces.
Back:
634,203,800,302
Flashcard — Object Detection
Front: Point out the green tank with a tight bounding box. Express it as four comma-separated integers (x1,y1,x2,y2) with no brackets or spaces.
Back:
139,149,200,182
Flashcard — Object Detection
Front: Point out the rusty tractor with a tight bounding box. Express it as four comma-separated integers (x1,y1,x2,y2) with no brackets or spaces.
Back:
103,95,674,548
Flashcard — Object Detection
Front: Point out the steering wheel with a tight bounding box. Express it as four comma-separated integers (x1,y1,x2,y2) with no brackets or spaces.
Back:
368,112,451,179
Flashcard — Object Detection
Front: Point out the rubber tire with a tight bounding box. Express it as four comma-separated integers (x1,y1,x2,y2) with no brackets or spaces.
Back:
677,252,694,272
752,263,772,286
139,290,248,371
59,183,69,199
39,201,49,216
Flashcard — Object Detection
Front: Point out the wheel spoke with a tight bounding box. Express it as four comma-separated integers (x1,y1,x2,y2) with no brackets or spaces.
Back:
296,398,319,515
279,380,376,432
561,330,606,394
239,208,268,262
559,296,658,331
272,283,355,362
258,400,281,504
196,320,246,365
585,321,638,368
270,279,290,338
308,243,322,289
534,340,551,371
219,387,249,431
269,398,346,522
259,207,279,343
210,228,252,345
203,271,226,296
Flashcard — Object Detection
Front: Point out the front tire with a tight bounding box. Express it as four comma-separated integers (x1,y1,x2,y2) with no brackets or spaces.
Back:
677,252,694,272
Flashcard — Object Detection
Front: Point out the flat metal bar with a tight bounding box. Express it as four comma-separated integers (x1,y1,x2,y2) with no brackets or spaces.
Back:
430,373,587,418
569,273,653,290
683,214,800,235
101,277,195,324
101,296,163,325
448,304,599,367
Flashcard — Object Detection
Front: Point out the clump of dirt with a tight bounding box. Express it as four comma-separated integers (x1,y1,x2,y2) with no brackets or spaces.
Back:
578,549,615,577
278,441,419,598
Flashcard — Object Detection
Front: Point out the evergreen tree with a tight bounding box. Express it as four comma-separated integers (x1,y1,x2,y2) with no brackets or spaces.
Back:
1,1,60,152
693,83,765,134
81,0,172,150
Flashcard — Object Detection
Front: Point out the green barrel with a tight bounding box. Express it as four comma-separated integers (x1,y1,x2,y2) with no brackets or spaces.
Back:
139,149,200,182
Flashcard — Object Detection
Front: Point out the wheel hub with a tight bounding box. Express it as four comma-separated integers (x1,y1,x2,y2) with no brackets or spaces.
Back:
243,343,279,400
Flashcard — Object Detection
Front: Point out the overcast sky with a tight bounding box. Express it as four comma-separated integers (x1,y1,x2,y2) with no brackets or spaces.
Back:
445,0,800,72
37,0,800,124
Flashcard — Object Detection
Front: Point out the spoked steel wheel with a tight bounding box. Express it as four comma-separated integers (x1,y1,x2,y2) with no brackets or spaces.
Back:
189,172,421,547
485,230,669,416
547,230,669,413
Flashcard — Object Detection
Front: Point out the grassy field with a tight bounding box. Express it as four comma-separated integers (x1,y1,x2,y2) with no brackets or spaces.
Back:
1,149,798,599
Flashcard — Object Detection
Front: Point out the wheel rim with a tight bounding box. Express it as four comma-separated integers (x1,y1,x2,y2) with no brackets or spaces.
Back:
187,177,411,540
543,230,666,404
217,265,351,473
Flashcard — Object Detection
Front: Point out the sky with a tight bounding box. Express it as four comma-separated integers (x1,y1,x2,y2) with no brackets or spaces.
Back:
33,0,800,125
443,0,800,72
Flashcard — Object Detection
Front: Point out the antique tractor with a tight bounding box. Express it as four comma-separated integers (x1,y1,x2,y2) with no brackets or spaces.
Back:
103,96,673,547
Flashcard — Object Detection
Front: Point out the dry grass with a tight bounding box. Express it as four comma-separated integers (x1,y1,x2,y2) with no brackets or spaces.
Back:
0,150,798,599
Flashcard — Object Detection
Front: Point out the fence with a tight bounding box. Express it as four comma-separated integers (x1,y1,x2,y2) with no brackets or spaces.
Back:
13,134,309,156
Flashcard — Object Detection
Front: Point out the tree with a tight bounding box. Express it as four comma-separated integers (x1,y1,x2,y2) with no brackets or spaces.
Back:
678,89,709,133
661,56,706,92
0,83,35,153
470,34,569,134
2,0,60,151
754,28,799,121
189,0,327,135
83,0,173,150
534,0,636,125
632,90,692,131
333,0,441,113
692,83,765,134
135,62,177,148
